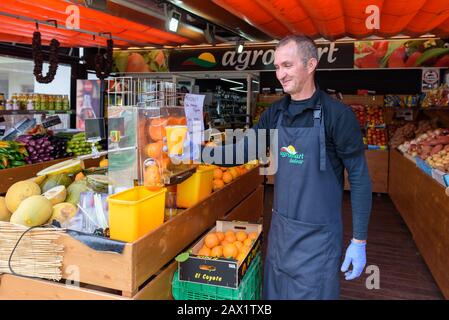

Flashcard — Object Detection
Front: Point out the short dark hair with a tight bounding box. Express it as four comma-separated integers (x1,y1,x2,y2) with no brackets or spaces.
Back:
276,35,318,67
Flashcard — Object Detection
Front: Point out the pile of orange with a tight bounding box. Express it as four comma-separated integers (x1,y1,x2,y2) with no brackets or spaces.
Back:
212,165,249,192
197,230,258,262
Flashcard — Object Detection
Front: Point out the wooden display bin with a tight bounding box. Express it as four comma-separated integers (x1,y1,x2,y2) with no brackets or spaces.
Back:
389,150,449,299
0,166,265,300
0,157,101,194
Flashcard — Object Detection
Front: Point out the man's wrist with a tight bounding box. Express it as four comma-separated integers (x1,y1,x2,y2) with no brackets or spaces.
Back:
352,238,367,244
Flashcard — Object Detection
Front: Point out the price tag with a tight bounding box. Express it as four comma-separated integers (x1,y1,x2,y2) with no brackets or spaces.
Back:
85,118,105,141
42,115,62,128
184,94,205,141
0,126,5,136
47,110,56,115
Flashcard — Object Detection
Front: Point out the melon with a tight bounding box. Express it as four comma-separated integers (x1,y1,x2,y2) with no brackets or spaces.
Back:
10,195,53,227
42,185,67,205
5,181,41,213
41,174,73,193
36,159,84,177
26,175,47,185
0,197,12,222
49,202,78,225
66,180,89,205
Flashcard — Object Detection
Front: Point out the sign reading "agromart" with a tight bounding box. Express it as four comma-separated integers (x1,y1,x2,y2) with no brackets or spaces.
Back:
168,43,355,72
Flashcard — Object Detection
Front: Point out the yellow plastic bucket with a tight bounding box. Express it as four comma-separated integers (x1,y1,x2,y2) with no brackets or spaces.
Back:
176,165,215,208
108,187,167,242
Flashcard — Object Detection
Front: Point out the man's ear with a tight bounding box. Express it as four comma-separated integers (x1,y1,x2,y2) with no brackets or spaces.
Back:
307,58,318,74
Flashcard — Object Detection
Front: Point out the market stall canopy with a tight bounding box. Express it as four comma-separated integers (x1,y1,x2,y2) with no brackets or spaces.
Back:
175,0,449,41
0,0,192,48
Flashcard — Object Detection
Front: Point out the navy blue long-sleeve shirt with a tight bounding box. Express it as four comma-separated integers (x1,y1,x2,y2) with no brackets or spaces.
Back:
203,89,372,240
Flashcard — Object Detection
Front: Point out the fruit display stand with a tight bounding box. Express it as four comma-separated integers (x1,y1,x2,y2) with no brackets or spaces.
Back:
389,149,449,299
0,166,264,300
0,157,101,194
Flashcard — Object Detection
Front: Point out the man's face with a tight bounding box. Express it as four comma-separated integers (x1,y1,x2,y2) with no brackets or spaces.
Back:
274,41,315,96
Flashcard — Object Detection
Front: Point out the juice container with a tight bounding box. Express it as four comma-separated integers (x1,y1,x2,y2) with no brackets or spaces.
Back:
165,125,188,156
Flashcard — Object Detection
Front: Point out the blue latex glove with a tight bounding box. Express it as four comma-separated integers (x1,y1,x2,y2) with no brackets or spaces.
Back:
340,239,367,280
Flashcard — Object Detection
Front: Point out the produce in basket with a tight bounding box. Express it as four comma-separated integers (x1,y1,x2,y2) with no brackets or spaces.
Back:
42,185,67,205
36,158,84,176
40,174,73,193
5,180,41,212
0,197,12,222
10,195,53,227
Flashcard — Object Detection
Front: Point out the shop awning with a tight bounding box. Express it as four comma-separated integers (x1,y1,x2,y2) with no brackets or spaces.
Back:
0,0,190,48
175,0,449,41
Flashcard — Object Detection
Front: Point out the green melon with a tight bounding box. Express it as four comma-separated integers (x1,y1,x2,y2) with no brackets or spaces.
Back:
41,174,73,193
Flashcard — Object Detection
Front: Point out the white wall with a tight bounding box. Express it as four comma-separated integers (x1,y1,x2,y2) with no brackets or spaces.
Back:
34,63,71,97
8,72,34,97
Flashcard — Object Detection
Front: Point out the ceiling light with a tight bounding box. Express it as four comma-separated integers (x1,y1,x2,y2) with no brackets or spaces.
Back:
220,78,244,85
168,10,181,33
236,39,244,54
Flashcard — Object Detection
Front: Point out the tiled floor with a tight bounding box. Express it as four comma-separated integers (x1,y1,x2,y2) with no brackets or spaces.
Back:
262,185,444,300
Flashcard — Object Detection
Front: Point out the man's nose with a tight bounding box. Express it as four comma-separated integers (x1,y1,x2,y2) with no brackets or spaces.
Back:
276,69,285,81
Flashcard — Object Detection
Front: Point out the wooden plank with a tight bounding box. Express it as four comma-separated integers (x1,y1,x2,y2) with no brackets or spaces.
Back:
389,149,449,299
388,150,418,234
132,166,263,291
0,274,127,300
133,262,177,300
224,185,264,222
0,157,101,194
55,234,134,294
345,150,389,193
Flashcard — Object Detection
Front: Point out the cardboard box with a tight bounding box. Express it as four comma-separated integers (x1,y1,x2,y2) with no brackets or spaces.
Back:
178,220,262,289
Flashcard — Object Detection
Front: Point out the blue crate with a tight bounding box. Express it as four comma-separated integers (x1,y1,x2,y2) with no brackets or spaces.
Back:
415,157,432,177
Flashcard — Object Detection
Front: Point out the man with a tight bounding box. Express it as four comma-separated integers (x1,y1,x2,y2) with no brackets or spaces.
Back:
202,35,372,299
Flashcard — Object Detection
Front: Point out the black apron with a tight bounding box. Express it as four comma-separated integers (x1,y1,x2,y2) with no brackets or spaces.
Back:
263,98,343,300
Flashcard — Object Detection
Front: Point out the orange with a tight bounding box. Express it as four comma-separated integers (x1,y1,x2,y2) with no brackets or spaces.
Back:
168,116,187,126
198,246,211,257
248,232,258,240
233,241,243,250
204,233,220,249
225,230,235,237
148,118,168,141
236,231,247,242
145,141,163,159
228,168,240,179
213,168,223,180
239,246,250,256
237,166,247,175
221,240,230,247
74,172,85,181
210,246,223,258
243,238,253,247
213,179,225,191
236,252,246,262
222,172,233,184
225,231,237,243
223,244,238,259
216,232,225,242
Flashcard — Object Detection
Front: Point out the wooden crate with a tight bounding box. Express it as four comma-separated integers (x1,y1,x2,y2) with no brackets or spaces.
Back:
389,150,449,299
0,166,265,299
0,157,101,194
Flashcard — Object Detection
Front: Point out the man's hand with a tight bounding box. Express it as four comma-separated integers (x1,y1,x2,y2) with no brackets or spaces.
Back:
340,239,367,280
